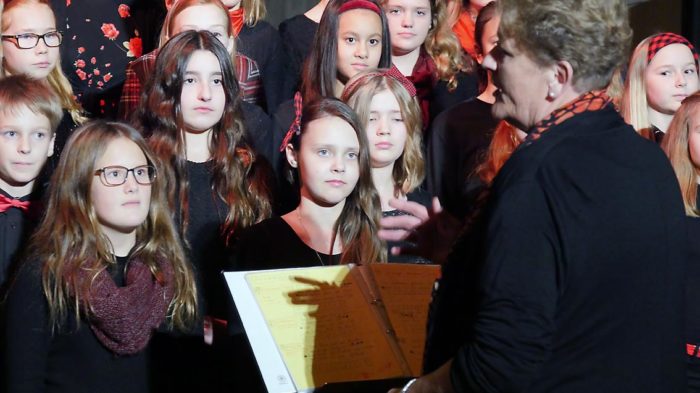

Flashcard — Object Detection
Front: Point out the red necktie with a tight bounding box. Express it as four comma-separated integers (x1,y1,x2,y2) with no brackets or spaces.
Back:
0,193,30,213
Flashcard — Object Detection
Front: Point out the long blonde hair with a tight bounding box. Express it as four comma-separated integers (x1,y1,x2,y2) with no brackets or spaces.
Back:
1,0,84,124
661,92,700,217
341,70,425,195
620,36,654,138
241,0,266,26
32,121,197,331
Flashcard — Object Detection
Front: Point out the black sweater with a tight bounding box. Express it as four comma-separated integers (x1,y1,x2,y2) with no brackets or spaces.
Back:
278,14,318,93
1,257,148,393
426,98,497,218
238,21,293,113
424,105,687,392
686,213,700,392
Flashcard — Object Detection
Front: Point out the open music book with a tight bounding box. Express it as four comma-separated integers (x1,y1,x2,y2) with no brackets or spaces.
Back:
224,263,440,393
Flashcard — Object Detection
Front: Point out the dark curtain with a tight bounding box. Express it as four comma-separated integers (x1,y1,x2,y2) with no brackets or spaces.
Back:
683,0,700,49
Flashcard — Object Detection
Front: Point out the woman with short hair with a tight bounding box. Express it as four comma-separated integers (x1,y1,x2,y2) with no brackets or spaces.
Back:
389,0,687,392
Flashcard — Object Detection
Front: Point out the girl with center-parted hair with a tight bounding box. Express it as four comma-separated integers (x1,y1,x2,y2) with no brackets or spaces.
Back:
2,121,197,393
118,0,272,148
660,92,700,392
228,97,385,390
341,68,432,263
233,97,385,269
136,29,272,392
621,32,699,143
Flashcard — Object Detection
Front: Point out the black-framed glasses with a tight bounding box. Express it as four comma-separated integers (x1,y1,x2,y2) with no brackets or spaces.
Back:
1,31,62,49
94,165,157,186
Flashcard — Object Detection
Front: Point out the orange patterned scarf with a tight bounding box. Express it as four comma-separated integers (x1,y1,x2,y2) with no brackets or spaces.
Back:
524,91,612,144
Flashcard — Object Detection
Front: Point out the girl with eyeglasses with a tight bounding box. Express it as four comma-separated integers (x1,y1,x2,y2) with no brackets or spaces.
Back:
2,121,197,393
1,0,84,170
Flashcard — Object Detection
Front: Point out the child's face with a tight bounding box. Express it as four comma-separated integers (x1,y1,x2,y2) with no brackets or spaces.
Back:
171,4,233,53
180,50,226,134
290,116,360,207
1,2,60,79
365,89,407,169
336,9,383,83
90,137,152,238
645,44,699,115
688,108,700,170
0,107,54,194
384,0,431,56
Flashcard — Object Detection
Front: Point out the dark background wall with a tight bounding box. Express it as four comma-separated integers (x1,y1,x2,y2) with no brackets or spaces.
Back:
265,0,696,48
266,0,316,26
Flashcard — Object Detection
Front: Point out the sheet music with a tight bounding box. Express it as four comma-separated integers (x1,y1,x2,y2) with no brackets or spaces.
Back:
368,264,440,376
244,266,405,390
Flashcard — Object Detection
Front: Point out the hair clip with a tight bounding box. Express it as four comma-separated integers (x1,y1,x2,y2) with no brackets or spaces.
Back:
338,0,382,15
647,32,699,69
279,92,304,152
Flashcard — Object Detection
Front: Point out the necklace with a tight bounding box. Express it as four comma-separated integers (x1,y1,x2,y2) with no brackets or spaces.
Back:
296,208,327,266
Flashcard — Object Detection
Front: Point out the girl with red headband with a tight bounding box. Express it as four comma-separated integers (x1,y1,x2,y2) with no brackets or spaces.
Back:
272,0,392,214
621,32,700,143
342,68,432,263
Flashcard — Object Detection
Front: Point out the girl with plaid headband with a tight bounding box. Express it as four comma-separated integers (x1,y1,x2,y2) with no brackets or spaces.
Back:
621,32,700,143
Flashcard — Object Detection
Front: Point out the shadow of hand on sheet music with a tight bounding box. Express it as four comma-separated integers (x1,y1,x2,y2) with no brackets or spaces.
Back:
287,275,382,388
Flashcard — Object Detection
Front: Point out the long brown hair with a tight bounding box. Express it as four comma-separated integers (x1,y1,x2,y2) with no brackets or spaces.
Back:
1,0,85,124
138,30,271,243
301,0,392,103
31,121,197,330
662,92,700,217
289,98,386,264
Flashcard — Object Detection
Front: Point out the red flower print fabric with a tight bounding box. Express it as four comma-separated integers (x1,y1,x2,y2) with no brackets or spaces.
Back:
51,0,164,118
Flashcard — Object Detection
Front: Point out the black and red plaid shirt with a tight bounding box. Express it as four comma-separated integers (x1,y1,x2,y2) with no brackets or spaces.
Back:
118,49,263,120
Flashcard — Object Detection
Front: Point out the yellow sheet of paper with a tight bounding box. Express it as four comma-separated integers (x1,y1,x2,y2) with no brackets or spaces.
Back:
368,264,440,376
246,266,404,390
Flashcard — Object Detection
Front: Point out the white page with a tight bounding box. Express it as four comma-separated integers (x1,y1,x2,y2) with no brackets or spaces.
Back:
224,271,307,393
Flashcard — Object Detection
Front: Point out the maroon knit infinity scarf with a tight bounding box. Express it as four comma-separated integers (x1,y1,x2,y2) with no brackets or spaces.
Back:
81,257,174,355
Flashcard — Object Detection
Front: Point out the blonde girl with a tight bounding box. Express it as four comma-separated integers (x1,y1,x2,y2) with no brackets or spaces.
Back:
621,32,699,143
1,0,84,160
342,68,431,263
